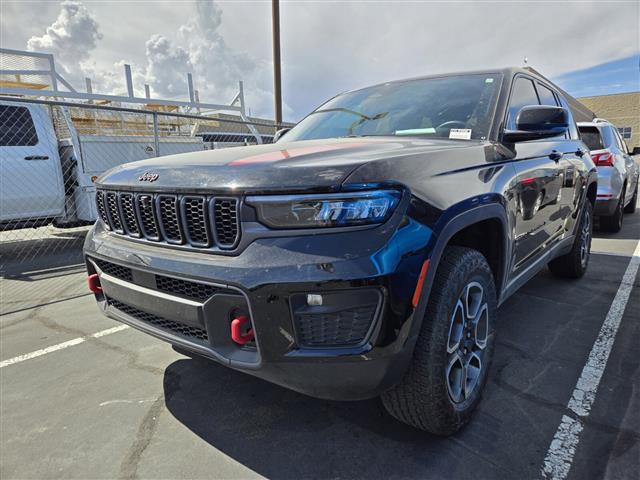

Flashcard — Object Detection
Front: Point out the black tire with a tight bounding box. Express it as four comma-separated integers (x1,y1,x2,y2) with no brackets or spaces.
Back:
599,187,625,232
624,182,637,214
381,246,497,435
548,200,593,279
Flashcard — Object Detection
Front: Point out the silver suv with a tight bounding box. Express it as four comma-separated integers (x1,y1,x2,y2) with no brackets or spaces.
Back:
578,119,639,232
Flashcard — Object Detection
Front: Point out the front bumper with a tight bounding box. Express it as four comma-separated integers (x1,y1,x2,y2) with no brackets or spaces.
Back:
84,217,432,400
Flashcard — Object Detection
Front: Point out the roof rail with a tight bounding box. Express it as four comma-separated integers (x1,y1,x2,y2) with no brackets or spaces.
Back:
593,118,611,124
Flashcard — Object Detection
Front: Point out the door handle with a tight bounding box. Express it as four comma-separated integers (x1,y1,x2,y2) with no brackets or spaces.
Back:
549,151,563,162
24,156,49,160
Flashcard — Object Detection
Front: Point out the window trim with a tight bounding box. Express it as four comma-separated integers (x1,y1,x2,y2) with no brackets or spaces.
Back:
0,105,40,148
502,74,540,134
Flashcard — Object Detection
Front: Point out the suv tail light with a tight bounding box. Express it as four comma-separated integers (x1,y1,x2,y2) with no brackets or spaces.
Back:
592,150,614,166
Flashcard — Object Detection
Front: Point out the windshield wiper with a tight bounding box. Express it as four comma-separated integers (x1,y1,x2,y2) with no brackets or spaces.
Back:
310,107,374,120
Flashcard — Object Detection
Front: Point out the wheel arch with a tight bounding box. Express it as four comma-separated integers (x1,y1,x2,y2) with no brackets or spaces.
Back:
409,202,510,341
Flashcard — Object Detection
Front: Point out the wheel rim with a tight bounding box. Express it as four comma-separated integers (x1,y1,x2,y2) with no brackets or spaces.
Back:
580,210,591,267
445,281,489,404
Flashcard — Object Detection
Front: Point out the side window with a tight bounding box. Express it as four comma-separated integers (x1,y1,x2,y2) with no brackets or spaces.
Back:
611,127,629,153
556,94,579,139
506,77,539,130
536,83,558,106
0,106,39,147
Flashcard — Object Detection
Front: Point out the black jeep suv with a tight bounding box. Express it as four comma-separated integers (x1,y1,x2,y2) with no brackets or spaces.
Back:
85,68,597,435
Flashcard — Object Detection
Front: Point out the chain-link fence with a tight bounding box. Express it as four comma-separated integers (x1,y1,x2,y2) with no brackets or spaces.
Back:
0,97,287,313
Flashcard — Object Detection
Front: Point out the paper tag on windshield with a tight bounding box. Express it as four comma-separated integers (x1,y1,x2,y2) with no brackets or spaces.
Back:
449,128,472,140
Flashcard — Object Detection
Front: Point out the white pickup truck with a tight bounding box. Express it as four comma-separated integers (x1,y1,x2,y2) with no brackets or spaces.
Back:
0,101,206,230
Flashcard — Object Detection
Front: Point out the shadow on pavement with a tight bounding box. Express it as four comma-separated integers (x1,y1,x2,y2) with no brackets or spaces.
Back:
0,230,87,279
162,355,456,480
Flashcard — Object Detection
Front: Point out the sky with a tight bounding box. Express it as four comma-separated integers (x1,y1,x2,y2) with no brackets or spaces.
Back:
1,0,639,122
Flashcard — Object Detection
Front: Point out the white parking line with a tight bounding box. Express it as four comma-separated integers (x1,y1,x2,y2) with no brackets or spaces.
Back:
542,240,640,479
0,325,129,369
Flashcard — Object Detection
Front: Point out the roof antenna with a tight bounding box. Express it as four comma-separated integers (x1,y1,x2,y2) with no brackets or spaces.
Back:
523,56,528,66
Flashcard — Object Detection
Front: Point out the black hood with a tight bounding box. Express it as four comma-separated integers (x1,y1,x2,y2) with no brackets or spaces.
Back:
97,137,478,194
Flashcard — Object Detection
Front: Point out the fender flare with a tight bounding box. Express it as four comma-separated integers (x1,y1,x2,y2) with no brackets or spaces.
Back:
408,202,510,341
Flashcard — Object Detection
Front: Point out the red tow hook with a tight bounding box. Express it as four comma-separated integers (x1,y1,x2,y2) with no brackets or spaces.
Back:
231,316,254,345
87,273,102,294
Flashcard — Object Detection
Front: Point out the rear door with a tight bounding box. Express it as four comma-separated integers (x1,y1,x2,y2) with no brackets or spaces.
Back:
506,76,564,273
0,103,65,222
612,127,639,205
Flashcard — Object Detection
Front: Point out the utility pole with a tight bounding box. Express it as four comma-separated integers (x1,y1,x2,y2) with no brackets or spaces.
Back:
272,0,283,124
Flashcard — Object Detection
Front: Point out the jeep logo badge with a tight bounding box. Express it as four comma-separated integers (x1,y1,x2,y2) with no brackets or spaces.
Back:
138,172,159,183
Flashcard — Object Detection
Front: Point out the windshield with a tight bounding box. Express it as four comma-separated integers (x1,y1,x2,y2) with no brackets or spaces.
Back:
285,73,502,142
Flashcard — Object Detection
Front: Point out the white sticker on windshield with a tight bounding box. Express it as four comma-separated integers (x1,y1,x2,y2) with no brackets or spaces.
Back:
449,128,472,140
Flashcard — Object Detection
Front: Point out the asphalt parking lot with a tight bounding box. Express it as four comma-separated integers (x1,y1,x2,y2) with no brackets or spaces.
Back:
1,204,639,480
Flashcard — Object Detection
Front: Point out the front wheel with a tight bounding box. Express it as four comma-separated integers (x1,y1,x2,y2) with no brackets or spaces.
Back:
381,246,497,435
548,200,593,278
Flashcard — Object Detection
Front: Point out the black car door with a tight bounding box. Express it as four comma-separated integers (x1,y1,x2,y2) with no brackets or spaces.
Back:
551,90,589,237
505,76,564,275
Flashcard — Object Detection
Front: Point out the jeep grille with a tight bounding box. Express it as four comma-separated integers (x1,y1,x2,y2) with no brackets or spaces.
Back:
96,190,240,250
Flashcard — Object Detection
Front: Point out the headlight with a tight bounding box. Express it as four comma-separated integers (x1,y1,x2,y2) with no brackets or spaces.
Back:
246,190,401,228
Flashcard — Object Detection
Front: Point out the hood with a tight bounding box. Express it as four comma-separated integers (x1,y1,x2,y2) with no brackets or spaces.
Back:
97,137,477,194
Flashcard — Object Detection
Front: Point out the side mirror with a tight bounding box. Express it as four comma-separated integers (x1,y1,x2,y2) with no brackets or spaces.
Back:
273,128,291,143
503,105,569,143
631,146,640,156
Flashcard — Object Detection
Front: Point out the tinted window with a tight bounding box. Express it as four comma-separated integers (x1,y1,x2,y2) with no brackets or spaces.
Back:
578,126,604,151
611,127,629,153
598,125,617,149
284,74,502,142
0,106,38,146
506,77,539,130
536,83,558,106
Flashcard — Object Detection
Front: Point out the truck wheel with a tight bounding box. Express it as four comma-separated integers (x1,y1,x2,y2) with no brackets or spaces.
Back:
624,183,637,214
548,200,593,279
381,246,497,435
599,187,624,232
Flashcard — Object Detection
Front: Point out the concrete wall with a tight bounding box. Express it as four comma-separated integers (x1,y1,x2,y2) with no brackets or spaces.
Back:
578,92,640,150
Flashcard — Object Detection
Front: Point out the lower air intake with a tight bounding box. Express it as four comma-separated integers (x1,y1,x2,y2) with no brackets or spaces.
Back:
108,299,209,344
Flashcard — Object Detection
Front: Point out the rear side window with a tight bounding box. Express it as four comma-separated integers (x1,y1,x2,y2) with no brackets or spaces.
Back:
611,127,629,153
506,77,539,130
598,126,617,149
536,84,558,106
0,106,38,147
578,126,604,151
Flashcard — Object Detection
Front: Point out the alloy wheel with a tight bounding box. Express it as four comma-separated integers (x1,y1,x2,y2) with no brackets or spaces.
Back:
445,282,489,404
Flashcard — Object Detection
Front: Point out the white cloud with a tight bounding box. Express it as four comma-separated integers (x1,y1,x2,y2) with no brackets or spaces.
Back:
143,34,193,98
11,0,640,121
21,0,281,117
26,1,101,82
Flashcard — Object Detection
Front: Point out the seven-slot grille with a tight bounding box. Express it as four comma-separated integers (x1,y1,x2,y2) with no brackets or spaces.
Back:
96,190,240,250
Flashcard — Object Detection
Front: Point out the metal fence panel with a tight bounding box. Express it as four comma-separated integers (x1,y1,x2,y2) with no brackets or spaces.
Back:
0,97,285,313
